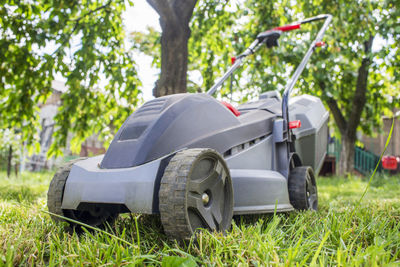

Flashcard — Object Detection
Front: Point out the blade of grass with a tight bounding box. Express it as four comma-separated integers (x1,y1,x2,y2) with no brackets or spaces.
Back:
346,118,394,224
134,214,141,250
42,209,136,248
310,230,330,266
42,209,161,264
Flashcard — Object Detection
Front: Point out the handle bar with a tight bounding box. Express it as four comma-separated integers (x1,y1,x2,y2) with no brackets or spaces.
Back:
206,14,333,130
281,14,332,139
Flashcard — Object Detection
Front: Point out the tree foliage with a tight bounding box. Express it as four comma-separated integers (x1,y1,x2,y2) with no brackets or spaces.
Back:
291,0,400,173
188,1,237,94
0,0,141,156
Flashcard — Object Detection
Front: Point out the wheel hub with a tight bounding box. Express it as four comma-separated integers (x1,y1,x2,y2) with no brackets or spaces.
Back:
202,193,210,205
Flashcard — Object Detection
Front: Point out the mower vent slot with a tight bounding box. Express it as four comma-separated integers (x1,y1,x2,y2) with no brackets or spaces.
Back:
119,124,148,141
134,99,167,118
224,135,267,157
118,99,167,141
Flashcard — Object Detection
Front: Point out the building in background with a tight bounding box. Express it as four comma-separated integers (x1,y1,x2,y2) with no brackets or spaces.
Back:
361,109,400,157
22,81,105,171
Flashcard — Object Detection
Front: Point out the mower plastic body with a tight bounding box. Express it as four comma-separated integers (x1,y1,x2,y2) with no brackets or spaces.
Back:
62,93,328,215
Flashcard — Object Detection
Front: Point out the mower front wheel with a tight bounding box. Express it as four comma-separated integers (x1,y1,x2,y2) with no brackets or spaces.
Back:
47,159,117,230
288,166,318,211
159,148,234,240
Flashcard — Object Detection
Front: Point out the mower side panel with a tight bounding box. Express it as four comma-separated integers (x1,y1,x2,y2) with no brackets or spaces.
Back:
225,135,275,170
225,134,293,214
61,155,162,214
231,169,293,214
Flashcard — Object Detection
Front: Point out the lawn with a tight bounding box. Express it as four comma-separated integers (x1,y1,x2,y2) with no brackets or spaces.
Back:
0,170,399,266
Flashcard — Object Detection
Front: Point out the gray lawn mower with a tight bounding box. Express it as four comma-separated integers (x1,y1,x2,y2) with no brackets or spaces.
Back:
48,14,332,239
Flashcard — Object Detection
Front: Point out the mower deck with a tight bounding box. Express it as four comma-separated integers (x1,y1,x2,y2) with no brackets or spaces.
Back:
62,134,294,215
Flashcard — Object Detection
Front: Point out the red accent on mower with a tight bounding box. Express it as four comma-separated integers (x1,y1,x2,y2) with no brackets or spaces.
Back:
273,24,301,32
289,120,301,129
221,101,241,117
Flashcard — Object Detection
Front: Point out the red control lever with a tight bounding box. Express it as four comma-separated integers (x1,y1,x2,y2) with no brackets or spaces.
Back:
289,120,301,129
273,24,301,32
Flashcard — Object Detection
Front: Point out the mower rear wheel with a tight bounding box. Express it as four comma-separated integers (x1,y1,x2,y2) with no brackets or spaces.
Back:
47,159,117,230
288,166,318,211
159,148,234,240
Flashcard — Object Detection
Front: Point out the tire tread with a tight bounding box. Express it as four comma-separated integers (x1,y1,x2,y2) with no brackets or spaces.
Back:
159,148,226,239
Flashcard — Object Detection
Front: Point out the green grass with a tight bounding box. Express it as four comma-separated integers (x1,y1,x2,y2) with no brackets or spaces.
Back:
0,171,399,266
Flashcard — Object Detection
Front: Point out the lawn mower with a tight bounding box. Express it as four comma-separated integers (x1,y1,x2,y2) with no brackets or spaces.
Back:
48,14,332,239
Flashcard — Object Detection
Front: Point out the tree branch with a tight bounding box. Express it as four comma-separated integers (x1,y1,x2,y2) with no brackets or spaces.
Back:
327,98,348,135
347,35,374,139
147,0,171,17
147,0,179,28
172,0,197,24
51,0,114,56
319,81,347,134
71,0,114,22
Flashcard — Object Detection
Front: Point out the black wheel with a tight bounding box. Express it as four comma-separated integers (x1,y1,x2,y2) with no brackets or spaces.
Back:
159,148,234,240
288,166,318,211
47,159,117,229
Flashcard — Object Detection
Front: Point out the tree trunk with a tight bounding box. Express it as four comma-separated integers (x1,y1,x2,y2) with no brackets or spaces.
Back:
15,163,19,178
320,35,374,176
338,135,355,175
147,0,197,97
7,145,12,178
153,24,190,97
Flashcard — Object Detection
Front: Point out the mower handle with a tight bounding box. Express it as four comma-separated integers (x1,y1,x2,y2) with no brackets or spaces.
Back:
206,39,260,96
206,14,333,118
281,14,332,141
